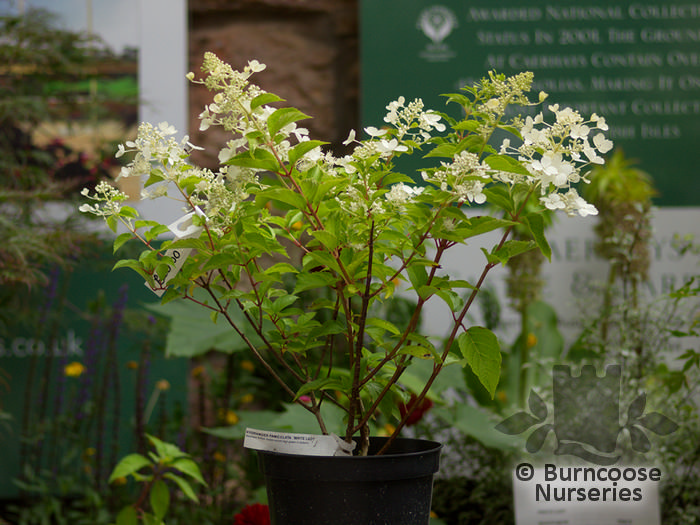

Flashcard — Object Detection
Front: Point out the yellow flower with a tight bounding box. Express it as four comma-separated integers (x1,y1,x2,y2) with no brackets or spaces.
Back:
496,390,508,403
378,423,396,437
126,361,138,370
191,365,205,378
213,451,226,463
241,360,255,373
526,332,538,348
292,221,303,231
111,476,127,486
64,362,86,377
240,393,254,404
156,379,170,391
218,408,239,425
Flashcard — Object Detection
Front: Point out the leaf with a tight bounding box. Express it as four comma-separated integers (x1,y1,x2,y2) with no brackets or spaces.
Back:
116,506,138,525
406,264,429,291
226,148,280,172
294,271,338,293
485,239,535,265
484,153,531,176
627,393,647,420
171,457,207,485
637,412,679,435
146,434,186,462
457,327,501,398
263,187,308,210
114,233,134,253
522,213,552,261
109,454,151,482
528,390,548,421
268,107,311,138
164,473,199,503
144,294,261,356
494,411,541,435
310,230,339,251
629,425,651,453
289,139,328,166
250,92,284,111
150,479,170,521
526,424,554,453
294,377,346,399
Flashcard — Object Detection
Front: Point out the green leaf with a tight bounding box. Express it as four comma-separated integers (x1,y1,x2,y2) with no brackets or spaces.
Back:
146,434,186,462
457,327,501,398
263,187,308,210
109,454,151,482
226,148,280,172
484,239,535,265
309,230,339,251
289,139,328,166
144,293,262,356
171,457,207,485
293,271,338,293
116,506,138,525
268,107,311,138
484,154,530,176
295,377,346,399
163,473,199,503
406,264,429,290
251,92,284,111
150,479,170,521
522,213,551,261
366,317,401,336
113,233,134,253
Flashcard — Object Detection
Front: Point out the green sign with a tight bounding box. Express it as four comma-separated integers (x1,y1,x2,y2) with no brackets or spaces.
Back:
0,250,188,499
361,1,700,206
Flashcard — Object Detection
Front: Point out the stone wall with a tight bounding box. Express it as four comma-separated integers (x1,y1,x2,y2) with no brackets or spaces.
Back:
188,0,359,167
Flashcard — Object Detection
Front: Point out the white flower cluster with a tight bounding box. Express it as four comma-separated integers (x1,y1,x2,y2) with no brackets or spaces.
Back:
383,96,446,141
79,181,128,217
422,151,491,205
501,104,613,217
194,53,267,134
116,121,202,184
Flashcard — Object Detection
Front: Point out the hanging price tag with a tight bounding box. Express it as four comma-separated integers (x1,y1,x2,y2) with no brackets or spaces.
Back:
146,208,205,297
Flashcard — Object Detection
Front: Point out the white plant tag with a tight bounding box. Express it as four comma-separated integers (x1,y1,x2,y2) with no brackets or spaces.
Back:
244,428,356,457
145,208,205,297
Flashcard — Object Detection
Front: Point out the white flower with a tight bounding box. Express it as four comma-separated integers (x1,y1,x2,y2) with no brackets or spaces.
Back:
376,138,408,154
158,122,177,136
570,123,590,140
419,111,446,132
247,59,266,73
364,126,387,137
343,129,356,145
541,188,598,217
386,183,424,205
529,152,575,188
591,113,609,130
593,133,613,154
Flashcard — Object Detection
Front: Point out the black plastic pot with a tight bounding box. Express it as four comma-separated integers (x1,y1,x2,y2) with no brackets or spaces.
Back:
257,437,442,525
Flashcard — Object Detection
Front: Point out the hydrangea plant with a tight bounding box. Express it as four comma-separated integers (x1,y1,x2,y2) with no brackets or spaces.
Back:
80,52,611,455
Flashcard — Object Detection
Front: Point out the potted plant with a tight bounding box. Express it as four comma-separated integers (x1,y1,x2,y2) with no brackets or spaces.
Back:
80,52,611,524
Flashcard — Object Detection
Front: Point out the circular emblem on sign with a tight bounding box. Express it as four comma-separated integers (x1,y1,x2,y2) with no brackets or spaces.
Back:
417,5,458,45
